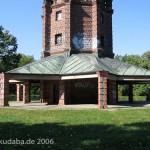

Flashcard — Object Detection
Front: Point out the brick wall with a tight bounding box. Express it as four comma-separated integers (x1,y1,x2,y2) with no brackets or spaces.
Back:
71,4,93,53
50,5,66,53
107,79,117,104
42,1,51,57
42,0,114,58
97,0,114,58
40,80,60,104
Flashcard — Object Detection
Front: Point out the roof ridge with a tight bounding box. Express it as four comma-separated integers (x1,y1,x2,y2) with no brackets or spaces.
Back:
59,53,71,74
95,56,115,73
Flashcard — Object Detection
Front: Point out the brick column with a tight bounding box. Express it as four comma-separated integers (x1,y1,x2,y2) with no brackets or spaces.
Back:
41,0,52,58
65,1,71,50
23,81,30,104
92,1,98,54
97,72,108,109
108,80,117,104
0,73,9,106
58,81,65,105
40,80,44,103
16,84,23,101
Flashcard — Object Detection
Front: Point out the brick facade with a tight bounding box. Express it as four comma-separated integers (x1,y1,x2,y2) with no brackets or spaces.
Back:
41,0,52,57
40,80,60,104
71,3,93,54
107,80,117,104
42,0,114,58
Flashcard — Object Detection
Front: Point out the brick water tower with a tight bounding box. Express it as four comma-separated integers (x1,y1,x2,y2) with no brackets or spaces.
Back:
42,0,114,58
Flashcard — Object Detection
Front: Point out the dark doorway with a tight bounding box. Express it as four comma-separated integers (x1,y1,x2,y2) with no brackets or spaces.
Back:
30,81,40,102
53,84,59,104
70,79,98,104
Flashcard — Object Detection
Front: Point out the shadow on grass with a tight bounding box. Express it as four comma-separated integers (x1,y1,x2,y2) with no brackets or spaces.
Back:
0,122,150,150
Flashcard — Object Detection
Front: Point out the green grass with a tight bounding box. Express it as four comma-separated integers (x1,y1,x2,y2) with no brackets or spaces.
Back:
0,108,150,149
119,96,147,101
9,95,40,101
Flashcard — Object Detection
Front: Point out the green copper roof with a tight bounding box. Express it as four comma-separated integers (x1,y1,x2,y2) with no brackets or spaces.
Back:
7,54,65,75
7,53,150,76
60,54,114,74
101,57,150,76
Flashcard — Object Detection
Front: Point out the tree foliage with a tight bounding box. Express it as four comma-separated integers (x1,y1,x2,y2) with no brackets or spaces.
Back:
0,26,21,72
115,51,150,70
18,54,34,67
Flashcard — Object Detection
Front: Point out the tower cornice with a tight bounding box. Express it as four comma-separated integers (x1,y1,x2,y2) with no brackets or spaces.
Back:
43,0,53,4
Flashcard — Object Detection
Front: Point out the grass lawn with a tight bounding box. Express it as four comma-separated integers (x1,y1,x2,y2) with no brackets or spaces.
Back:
0,108,150,150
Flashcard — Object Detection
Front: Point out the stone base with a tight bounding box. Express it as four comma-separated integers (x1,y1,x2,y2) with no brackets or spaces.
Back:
58,100,65,106
0,100,9,107
98,100,108,109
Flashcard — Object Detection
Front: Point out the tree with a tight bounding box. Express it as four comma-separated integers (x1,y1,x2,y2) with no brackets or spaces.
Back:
115,54,142,66
18,54,34,67
142,51,150,61
141,51,150,70
0,25,21,72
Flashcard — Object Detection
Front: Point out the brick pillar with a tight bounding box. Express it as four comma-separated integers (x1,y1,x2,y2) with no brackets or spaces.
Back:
129,84,133,103
41,0,52,58
64,1,71,50
0,73,9,106
23,81,30,104
92,1,98,54
16,84,23,101
40,80,44,103
97,72,108,109
58,81,65,105
108,80,117,104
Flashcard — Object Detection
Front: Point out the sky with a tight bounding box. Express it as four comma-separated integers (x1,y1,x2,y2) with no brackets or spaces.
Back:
0,0,150,60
